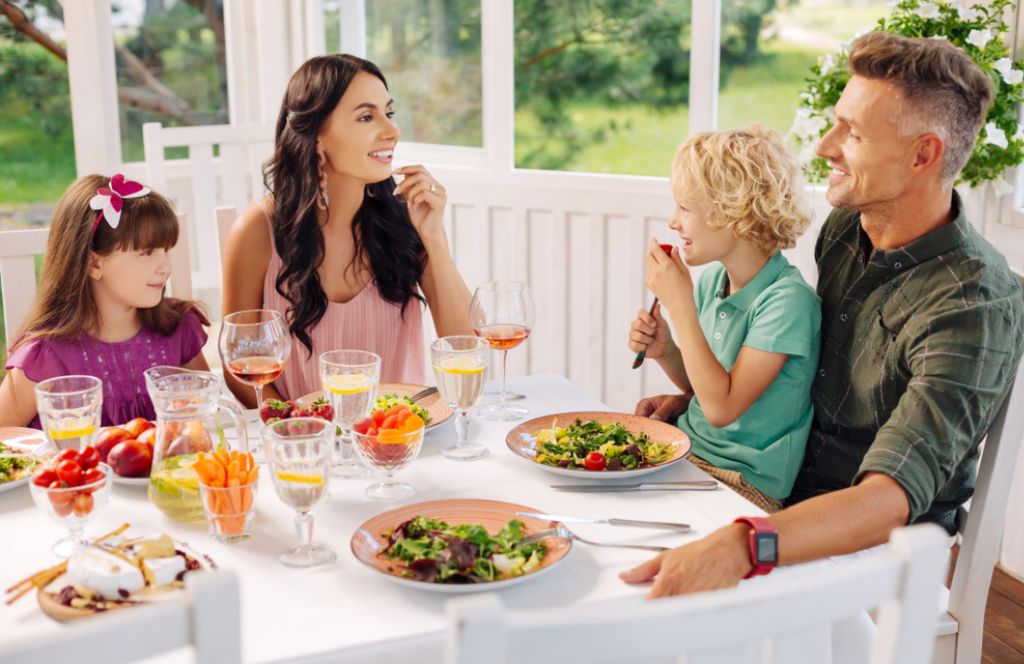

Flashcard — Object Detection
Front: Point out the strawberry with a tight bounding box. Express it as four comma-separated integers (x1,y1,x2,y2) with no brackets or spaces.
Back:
659,243,674,256
259,399,294,423
308,396,334,421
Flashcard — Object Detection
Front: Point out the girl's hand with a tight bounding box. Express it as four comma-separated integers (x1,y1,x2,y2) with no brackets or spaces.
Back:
645,239,694,312
393,165,447,244
628,302,673,359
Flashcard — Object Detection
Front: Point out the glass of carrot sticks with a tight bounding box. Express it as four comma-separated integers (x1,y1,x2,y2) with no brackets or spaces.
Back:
194,448,259,544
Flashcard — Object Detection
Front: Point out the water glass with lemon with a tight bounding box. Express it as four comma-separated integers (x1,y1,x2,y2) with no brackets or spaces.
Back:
431,336,490,460
318,350,380,478
263,418,335,567
35,375,103,451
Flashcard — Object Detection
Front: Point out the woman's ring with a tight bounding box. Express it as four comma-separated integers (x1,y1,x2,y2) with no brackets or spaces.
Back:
429,183,437,193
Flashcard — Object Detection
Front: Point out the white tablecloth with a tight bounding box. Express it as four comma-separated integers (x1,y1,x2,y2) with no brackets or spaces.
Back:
1,374,805,663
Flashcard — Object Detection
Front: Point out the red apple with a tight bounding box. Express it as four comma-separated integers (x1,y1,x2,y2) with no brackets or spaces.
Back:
93,427,134,463
137,427,157,453
107,440,153,478
122,417,155,439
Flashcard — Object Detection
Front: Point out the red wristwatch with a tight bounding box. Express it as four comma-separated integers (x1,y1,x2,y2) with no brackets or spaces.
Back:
733,516,778,578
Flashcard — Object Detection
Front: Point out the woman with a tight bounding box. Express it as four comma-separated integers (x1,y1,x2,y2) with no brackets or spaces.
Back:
222,54,472,407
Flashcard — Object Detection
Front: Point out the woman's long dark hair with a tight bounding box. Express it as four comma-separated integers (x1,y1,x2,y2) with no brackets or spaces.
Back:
263,54,426,356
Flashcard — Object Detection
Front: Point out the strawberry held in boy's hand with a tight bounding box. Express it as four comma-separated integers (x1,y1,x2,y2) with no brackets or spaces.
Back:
659,243,674,256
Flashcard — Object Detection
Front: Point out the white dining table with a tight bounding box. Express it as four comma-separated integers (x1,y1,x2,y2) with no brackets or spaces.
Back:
0,374,844,663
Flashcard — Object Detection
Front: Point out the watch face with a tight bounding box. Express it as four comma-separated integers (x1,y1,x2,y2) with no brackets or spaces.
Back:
756,533,778,563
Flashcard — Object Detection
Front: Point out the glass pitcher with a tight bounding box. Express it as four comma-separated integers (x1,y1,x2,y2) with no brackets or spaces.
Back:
146,371,249,522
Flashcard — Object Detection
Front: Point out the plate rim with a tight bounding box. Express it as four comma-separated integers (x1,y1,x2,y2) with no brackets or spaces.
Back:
350,498,572,593
505,410,691,480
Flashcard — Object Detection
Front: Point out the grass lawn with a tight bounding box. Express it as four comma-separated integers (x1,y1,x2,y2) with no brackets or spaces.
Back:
0,109,76,205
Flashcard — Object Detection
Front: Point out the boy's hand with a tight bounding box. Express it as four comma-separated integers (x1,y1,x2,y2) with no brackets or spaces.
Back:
628,302,673,359
634,393,691,422
645,239,694,311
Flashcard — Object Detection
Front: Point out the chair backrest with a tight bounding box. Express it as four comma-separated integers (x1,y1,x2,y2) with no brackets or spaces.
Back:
0,570,240,664
142,122,274,296
945,267,1024,662
0,228,49,341
447,524,950,664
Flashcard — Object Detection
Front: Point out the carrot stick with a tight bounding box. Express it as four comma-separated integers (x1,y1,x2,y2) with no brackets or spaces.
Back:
215,447,230,468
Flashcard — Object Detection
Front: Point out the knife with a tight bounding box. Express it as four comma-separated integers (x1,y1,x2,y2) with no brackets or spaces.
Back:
515,511,691,531
550,480,719,492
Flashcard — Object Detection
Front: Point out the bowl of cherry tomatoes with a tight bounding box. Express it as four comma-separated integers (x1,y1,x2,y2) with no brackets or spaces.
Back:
29,446,111,527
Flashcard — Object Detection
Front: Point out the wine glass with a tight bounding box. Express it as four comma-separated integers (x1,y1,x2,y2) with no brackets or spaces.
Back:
353,425,424,499
319,350,380,478
263,418,335,567
30,463,112,557
470,281,535,421
35,375,103,451
431,336,490,460
219,309,291,410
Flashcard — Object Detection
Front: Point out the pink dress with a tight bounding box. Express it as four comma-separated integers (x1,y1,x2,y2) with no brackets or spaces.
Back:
258,207,426,400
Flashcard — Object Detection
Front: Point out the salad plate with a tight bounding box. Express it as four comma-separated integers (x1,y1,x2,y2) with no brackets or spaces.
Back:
0,427,47,493
506,411,690,479
350,499,572,594
298,382,453,431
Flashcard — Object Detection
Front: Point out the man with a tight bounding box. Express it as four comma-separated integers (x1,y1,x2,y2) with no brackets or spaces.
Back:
622,31,1024,597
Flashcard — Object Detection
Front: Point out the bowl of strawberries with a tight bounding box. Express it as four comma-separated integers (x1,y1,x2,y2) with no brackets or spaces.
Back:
259,397,334,425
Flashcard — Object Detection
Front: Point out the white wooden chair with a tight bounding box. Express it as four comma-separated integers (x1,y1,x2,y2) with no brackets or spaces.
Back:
933,268,1024,663
0,571,241,664
142,122,274,296
447,524,950,664
0,213,194,340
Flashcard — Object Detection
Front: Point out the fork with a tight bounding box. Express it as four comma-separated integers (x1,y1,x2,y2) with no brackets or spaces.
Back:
519,527,670,552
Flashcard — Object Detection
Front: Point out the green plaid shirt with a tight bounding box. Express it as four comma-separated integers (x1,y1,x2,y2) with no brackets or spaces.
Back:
788,192,1024,533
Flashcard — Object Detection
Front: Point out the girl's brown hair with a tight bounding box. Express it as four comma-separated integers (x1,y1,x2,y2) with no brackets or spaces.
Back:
10,174,205,351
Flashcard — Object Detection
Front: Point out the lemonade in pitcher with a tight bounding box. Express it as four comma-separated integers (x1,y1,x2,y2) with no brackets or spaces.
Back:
146,372,249,522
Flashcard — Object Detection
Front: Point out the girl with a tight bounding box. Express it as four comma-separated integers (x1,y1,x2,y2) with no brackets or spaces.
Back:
628,126,821,512
222,54,473,406
0,174,210,428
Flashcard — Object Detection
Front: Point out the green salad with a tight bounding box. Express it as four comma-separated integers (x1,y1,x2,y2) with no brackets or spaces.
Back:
375,393,432,425
533,418,676,471
382,516,546,583
0,442,38,484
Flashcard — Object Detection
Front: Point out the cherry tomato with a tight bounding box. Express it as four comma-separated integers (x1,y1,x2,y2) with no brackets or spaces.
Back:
72,492,94,517
56,459,83,487
353,417,374,435
78,446,100,470
81,467,105,486
56,448,81,464
583,451,607,471
32,468,58,488
48,481,74,517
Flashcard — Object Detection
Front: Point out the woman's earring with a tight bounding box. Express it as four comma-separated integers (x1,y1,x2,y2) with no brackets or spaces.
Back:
316,146,330,210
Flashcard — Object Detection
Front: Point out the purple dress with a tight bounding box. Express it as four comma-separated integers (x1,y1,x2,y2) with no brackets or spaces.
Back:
5,309,208,428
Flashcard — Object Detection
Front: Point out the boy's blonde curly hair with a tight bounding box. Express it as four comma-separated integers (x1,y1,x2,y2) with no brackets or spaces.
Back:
671,125,811,254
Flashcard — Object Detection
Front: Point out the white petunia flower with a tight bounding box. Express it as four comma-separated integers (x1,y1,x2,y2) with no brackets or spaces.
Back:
929,34,948,41
984,122,1008,149
917,2,941,19
955,4,982,22
820,54,836,76
798,142,818,164
967,29,993,49
991,174,1014,197
993,58,1024,85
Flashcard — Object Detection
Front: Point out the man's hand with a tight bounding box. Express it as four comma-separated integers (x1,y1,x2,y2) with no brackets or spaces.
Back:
635,393,691,422
619,523,752,598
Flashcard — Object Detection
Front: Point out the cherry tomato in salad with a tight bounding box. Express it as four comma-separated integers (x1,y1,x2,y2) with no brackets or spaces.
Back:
78,446,100,470
583,451,607,471
73,492,94,517
56,459,82,486
81,467,105,486
48,481,74,517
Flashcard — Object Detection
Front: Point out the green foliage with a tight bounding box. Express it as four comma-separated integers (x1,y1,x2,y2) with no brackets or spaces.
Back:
791,0,1024,187
514,0,780,169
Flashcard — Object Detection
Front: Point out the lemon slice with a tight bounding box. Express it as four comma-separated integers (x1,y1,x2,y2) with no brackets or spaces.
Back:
322,374,372,395
48,418,98,440
276,471,324,485
434,356,485,375
160,467,200,493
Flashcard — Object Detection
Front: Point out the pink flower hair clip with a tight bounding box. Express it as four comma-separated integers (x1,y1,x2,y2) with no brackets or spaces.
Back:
88,174,151,233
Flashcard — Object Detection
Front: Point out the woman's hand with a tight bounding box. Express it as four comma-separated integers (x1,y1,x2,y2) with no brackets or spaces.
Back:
628,302,673,360
393,165,447,244
645,239,694,312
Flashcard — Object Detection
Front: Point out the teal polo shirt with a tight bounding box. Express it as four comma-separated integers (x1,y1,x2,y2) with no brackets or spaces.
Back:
677,252,822,500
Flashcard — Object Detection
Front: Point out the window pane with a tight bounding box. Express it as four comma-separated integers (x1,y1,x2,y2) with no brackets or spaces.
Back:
364,1,482,147
514,1,691,175
113,0,229,162
0,2,74,219
717,0,888,133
